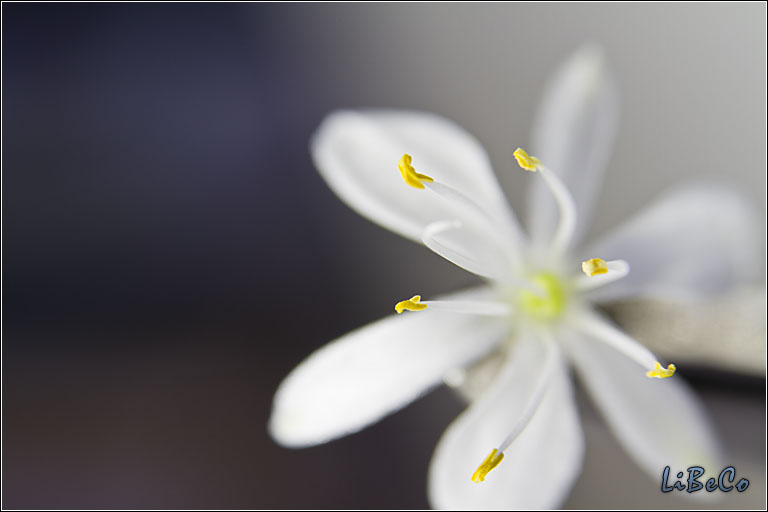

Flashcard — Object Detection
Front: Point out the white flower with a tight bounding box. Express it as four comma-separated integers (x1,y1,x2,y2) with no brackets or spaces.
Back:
268,46,759,509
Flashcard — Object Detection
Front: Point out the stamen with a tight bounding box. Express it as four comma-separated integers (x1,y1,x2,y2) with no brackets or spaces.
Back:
396,296,511,317
514,148,576,253
394,295,427,314
398,154,434,189
471,449,504,483
575,259,630,292
576,311,678,379
647,362,677,379
513,148,541,171
473,336,558,484
418,300,511,317
496,335,558,452
581,258,608,276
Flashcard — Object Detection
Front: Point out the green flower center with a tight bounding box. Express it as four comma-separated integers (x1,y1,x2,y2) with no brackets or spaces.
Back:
517,272,567,321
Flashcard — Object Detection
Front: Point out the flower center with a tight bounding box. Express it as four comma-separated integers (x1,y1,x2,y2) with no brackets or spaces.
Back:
517,272,567,321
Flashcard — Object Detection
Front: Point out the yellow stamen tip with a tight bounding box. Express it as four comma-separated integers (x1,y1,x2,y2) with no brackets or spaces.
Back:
395,295,428,314
398,154,434,189
647,362,677,379
581,258,609,277
472,448,504,483
513,148,541,172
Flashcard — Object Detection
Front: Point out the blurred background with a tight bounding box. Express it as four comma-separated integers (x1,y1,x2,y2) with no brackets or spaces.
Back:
3,3,765,509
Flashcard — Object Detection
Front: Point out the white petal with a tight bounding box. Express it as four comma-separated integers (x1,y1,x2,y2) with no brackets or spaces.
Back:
571,308,662,373
422,220,517,280
269,287,508,448
583,184,762,303
428,335,583,510
528,44,619,249
311,109,522,244
564,327,722,481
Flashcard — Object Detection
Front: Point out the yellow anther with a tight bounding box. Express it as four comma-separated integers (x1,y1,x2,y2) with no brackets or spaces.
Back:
647,362,677,379
581,258,609,277
513,148,541,172
395,295,428,314
398,154,434,189
471,448,504,483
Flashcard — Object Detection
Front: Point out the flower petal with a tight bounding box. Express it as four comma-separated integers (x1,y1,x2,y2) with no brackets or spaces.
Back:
311,109,523,244
583,184,761,303
422,220,518,280
269,287,509,448
528,44,619,249
428,334,583,509
564,325,722,481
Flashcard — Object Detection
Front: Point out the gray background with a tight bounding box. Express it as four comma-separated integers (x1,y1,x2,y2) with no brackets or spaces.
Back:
3,3,765,509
